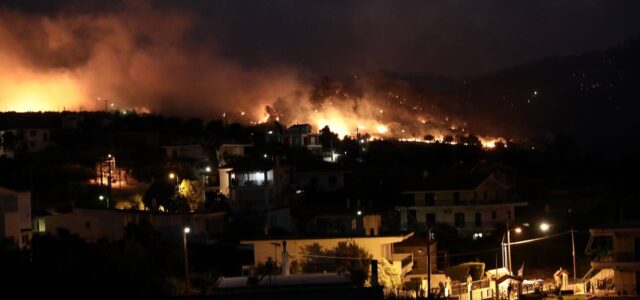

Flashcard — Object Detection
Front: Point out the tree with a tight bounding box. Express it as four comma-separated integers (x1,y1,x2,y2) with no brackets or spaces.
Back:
443,135,454,144
143,181,174,211
424,134,435,142
319,125,340,150
178,180,203,211
299,241,372,286
371,258,402,296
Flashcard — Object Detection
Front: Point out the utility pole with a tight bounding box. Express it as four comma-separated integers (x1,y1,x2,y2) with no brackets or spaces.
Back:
506,220,512,274
107,155,112,208
427,226,432,299
495,252,499,300
571,227,577,283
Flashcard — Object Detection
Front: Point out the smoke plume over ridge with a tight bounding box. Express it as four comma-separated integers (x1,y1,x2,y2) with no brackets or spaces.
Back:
0,1,305,118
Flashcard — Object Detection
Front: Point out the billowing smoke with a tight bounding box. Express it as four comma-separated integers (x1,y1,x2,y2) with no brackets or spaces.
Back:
0,1,304,118
0,1,501,143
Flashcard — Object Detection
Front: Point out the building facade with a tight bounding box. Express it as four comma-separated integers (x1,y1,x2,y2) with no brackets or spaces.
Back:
584,226,640,296
0,187,32,248
397,173,527,237
34,208,225,242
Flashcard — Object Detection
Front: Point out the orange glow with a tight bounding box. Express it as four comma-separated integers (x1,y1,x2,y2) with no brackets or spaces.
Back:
0,55,89,112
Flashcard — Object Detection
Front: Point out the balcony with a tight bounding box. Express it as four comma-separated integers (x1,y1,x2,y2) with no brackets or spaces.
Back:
591,252,640,269
392,253,414,277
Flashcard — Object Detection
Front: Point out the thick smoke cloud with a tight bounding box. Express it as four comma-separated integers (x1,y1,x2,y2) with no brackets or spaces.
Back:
0,0,305,118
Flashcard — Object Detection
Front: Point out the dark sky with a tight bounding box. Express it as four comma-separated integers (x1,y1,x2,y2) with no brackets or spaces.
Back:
4,0,640,78
192,0,640,78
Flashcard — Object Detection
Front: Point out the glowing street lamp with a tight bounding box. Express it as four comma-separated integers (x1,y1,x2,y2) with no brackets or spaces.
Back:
183,227,191,295
169,172,179,185
98,195,109,208
540,222,550,232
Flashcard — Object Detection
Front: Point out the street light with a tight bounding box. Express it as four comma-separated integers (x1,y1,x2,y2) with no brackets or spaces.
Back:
540,222,550,232
98,195,109,209
183,227,191,295
202,167,211,203
504,222,554,274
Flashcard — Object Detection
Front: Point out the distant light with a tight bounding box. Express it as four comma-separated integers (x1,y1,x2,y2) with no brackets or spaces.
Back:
533,90,538,96
540,222,550,232
296,190,303,194
514,227,522,234
184,227,191,234
107,154,112,158
169,173,175,179
240,111,245,116
99,195,104,201
356,210,362,216
268,130,273,135
263,154,268,158
205,166,212,172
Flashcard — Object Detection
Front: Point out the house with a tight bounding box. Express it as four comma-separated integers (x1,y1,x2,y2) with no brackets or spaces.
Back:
222,159,290,212
0,187,32,248
583,225,640,296
162,144,206,161
217,143,252,167
292,161,348,193
397,173,527,237
242,233,415,284
394,235,438,287
33,208,225,242
285,124,322,155
0,128,52,157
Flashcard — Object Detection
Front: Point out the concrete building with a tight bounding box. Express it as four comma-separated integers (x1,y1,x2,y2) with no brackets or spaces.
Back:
216,143,251,167
397,173,527,237
286,124,322,155
34,208,225,242
0,128,52,157
394,235,438,286
0,187,32,248
584,225,640,296
162,144,206,161
223,160,290,212
242,233,415,282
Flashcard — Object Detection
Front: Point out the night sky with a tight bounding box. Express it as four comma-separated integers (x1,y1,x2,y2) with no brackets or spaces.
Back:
4,0,640,78
1,0,640,142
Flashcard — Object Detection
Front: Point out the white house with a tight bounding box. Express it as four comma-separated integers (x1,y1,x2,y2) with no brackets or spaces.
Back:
0,187,32,248
397,173,527,237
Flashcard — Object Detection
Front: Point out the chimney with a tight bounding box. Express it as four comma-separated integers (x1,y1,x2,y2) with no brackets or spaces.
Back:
282,240,290,276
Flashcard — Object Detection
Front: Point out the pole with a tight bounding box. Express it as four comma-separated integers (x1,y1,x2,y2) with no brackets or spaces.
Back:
107,156,112,208
571,228,577,283
427,226,432,299
183,231,190,295
506,220,512,274
495,252,499,300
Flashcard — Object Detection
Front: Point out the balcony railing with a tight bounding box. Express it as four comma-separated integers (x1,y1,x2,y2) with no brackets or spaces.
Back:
595,252,637,263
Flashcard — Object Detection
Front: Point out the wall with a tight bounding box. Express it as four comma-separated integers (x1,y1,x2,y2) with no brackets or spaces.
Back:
243,235,410,266
0,188,31,248
36,208,225,242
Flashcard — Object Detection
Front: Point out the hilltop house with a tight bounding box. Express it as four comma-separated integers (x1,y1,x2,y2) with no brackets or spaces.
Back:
397,173,527,237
